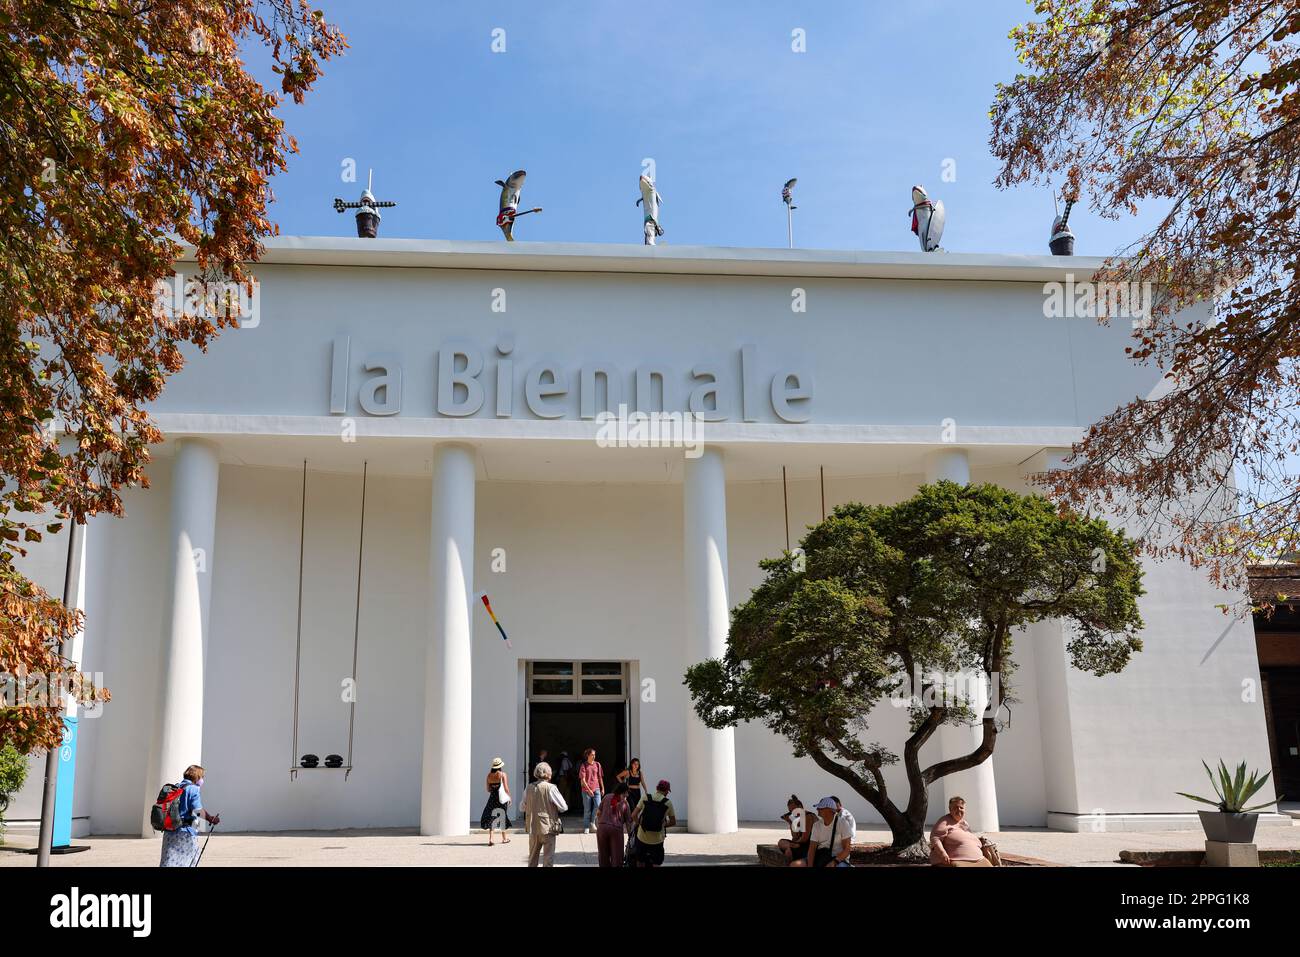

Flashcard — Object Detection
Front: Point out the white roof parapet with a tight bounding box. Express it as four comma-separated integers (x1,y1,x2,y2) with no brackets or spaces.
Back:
151,413,1085,447
181,235,1113,283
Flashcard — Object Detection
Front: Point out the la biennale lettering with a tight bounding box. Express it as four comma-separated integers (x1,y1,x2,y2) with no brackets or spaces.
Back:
327,336,813,422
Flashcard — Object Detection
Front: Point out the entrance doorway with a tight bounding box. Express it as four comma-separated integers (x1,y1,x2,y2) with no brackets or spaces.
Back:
525,661,630,817
1262,668,1300,799
529,703,625,815
1254,594,1300,801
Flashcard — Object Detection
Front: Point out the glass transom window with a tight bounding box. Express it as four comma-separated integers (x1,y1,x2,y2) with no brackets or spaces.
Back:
528,661,626,700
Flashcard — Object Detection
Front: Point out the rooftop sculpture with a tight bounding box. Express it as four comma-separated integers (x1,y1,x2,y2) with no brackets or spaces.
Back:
637,174,664,245
333,170,397,238
1049,194,1076,256
495,169,543,241
909,184,945,252
782,178,797,248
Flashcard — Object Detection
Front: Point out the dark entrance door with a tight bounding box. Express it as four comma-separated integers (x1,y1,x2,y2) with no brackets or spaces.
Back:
528,701,626,816
1263,668,1300,799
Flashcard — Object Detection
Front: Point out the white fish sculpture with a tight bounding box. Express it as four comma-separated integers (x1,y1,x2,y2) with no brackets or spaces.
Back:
637,174,664,245
909,185,945,252
495,169,543,241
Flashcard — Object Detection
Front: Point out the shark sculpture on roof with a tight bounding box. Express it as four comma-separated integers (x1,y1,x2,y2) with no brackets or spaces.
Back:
637,174,664,245
909,184,945,252
495,169,543,241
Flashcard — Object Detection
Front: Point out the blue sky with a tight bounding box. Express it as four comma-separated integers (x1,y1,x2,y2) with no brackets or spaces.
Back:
256,0,1165,254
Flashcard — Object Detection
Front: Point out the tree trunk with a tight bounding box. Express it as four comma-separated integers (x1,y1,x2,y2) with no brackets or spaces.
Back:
891,833,930,863
875,757,935,863
881,799,931,862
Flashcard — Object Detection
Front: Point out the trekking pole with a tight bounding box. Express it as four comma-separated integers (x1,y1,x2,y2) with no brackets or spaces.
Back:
192,821,217,867
575,816,592,866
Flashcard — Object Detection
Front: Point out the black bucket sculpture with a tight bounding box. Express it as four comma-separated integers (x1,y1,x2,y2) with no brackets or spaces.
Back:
324,754,344,769
1049,198,1076,256
333,171,397,238
300,753,320,768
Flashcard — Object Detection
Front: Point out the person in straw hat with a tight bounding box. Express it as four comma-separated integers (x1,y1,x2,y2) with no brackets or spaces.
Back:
480,757,513,845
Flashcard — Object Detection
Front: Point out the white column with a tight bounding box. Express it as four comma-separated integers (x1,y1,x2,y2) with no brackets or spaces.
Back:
924,447,1000,832
421,443,476,836
942,672,1000,832
683,447,738,833
1023,449,1082,826
155,440,220,809
924,447,971,485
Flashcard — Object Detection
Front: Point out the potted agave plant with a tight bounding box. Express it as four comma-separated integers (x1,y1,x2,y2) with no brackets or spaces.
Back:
1177,759,1280,844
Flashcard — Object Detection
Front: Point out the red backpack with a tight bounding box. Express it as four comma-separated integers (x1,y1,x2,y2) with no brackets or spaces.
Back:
150,783,189,832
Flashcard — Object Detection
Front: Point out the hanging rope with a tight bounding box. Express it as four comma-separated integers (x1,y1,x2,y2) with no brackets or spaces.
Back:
782,466,790,552
820,466,826,522
344,462,368,781
290,460,307,780
290,460,367,781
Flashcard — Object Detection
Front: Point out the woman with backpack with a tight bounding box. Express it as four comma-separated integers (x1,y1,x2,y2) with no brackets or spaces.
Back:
158,765,220,867
630,779,676,867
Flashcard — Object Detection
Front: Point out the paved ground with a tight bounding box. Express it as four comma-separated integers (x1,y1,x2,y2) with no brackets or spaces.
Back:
3,822,1299,866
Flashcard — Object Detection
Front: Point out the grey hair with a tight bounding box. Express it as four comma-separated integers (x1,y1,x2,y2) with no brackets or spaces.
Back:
533,761,553,781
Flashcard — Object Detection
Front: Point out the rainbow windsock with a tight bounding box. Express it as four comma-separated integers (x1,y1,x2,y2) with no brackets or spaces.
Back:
479,594,513,648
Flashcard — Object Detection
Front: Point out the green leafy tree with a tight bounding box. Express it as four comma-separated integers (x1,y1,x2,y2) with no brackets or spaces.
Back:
685,482,1145,858
0,744,28,821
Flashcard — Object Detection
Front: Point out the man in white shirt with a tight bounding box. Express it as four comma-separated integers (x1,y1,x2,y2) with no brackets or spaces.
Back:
804,796,854,867
831,795,857,842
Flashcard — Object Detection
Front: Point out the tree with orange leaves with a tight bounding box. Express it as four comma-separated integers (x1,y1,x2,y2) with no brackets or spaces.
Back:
991,0,1300,601
0,1,345,752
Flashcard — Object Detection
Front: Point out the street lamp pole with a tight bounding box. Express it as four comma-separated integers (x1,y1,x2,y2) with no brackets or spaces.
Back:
36,518,84,867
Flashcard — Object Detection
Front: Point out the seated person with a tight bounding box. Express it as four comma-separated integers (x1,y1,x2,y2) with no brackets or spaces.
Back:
829,795,856,838
929,796,992,867
778,794,813,864
801,796,854,868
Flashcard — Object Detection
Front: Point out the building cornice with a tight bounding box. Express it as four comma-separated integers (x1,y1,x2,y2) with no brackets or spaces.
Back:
182,236,1114,283
151,413,1085,447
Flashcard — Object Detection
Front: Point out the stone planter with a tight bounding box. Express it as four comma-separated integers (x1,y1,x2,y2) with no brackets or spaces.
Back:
1198,810,1259,844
